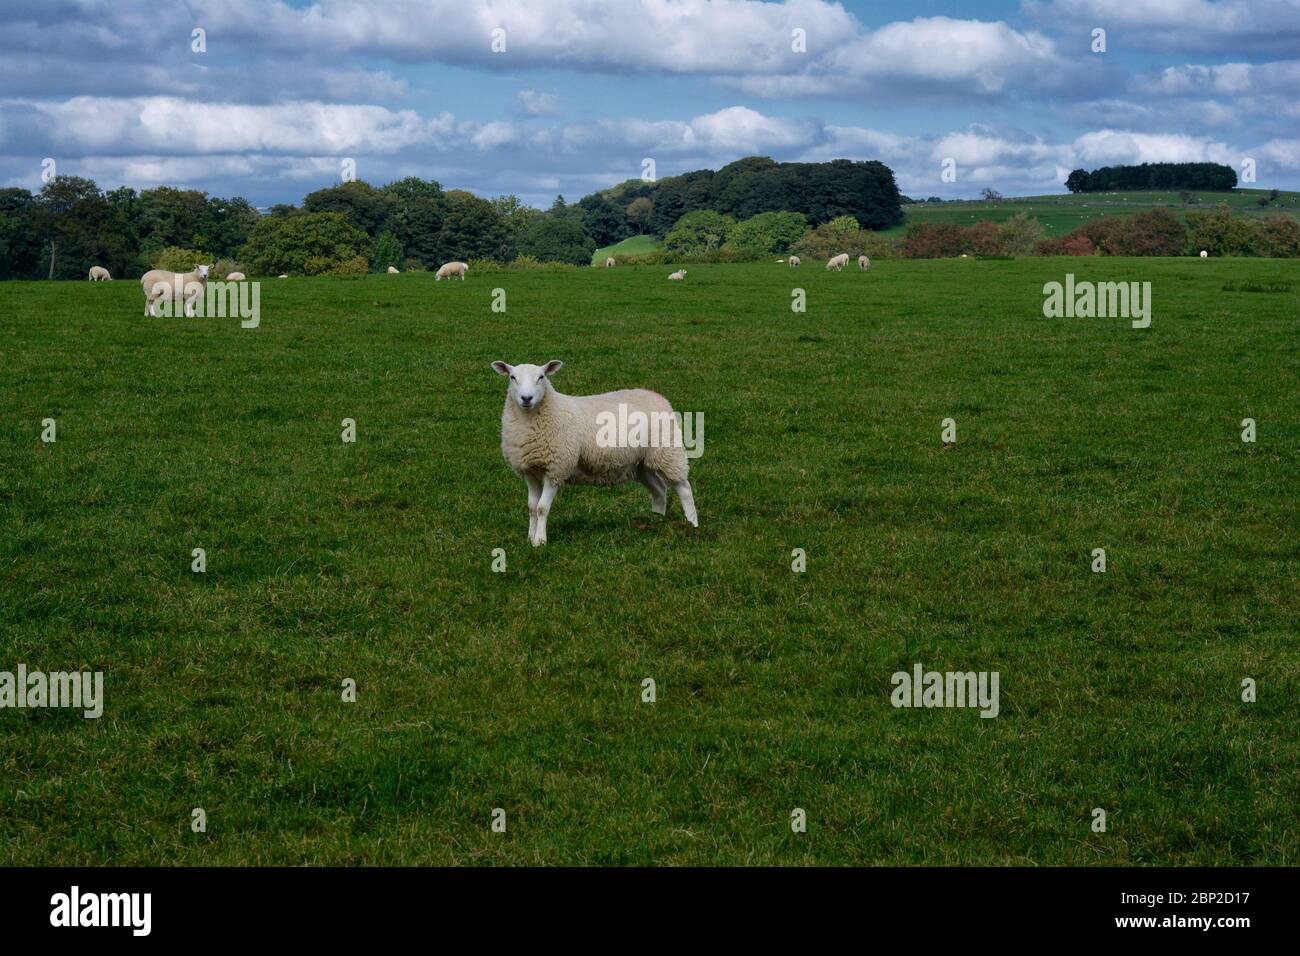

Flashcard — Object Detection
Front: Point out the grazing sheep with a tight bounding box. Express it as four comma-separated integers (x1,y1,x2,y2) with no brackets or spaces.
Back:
278,274,288,279
668,269,687,281
826,253,849,271
225,272,246,281
88,266,111,281
1200,250,1208,258
605,257,616,268
141,265,209,317
788,256,801,267
491,360,697,546
387,265,400,274
436,261,468,281
858,255,871,270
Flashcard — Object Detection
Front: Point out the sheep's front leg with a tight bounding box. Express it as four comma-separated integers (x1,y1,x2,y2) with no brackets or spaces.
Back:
532,477,560,547
673,479,698,528
524,473,542,543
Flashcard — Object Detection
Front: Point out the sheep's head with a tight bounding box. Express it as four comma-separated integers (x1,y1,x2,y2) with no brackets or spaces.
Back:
492,359,563,410
195,264,210,280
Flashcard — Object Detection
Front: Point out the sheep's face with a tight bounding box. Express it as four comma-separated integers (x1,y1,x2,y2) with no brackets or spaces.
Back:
492,359,564,411
195,265,210,279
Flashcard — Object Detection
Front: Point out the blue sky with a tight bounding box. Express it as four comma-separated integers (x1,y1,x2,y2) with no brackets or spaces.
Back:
1,0,1297,208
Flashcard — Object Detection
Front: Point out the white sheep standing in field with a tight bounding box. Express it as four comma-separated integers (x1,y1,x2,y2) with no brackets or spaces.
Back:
387,265,400,274
226,272,246,281
88,266,111,281
436,261,468,281
1200,250,1208,258
668,269,687,281
605,257,616,268
491,360,697,546
141,264,209,316
826,253,849,271
788,255,801,267
858,255,871,270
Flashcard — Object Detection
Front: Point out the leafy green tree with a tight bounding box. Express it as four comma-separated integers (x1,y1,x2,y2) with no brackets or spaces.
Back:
493,194,544,241
664,210,735,257
626,196,653,234
382,177,448,265
239,212,370,275
151,246,214,272
137,186,209,255
646,169,713,235
579,193,629,246
382,177,445,205
30,177,137,279
1065,169,1090,193
371,231,405,271
0,214,18,278
437,190,513,262
722,210,808,257
195,196,261,258
0,188,41,278
515,216,595,264
303,181,397,238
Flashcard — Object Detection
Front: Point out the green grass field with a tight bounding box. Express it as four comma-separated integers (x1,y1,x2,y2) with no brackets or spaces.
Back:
1,259,1297,865
592,234,661,263
888,188,1300,237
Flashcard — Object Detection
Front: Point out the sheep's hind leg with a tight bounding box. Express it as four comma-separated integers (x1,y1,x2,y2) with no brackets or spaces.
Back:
637,465,667,515
672,479,698,528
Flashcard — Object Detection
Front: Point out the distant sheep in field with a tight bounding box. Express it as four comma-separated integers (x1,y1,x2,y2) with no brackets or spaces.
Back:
1200,250,1208,258
826,253,849,271
605,257,616,268
278,274,288,279
858,255,871,270
225,272,246,281
88,266,111,281
141,264,209,317
491,359,698,546
387,265,400,274
668,269,687,281
436,261,468,281
788,256,801,267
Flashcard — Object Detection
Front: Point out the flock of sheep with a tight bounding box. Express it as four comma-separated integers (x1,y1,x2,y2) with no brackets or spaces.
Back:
658,252,868,280
88,259,471,316
91,250,868,302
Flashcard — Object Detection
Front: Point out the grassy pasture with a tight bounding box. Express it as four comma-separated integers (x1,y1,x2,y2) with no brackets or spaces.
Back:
0,258,1297,865
592,234,662,263
889,188,1300,237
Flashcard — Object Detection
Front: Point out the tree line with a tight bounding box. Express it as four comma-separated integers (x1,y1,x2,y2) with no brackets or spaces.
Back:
1065,163,1238,193
0,156,906,278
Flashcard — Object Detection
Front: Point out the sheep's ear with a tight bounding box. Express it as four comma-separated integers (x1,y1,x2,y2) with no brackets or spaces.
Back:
491,361,512,376
543,360,564,375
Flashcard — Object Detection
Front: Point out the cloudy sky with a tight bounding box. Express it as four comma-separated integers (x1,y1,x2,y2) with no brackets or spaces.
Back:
1,0,1298,207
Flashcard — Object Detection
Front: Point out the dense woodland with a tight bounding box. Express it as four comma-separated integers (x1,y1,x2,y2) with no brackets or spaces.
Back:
1065,162,1238,193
